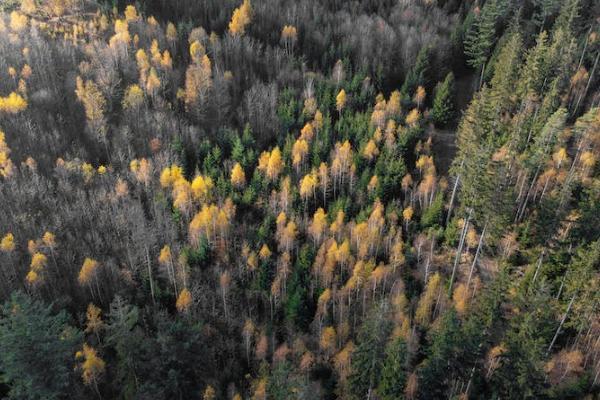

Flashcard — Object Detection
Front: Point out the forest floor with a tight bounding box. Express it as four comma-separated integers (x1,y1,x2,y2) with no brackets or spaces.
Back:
429,72,476,174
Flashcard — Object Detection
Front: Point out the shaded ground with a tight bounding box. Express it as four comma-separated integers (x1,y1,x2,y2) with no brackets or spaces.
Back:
428,72,477,174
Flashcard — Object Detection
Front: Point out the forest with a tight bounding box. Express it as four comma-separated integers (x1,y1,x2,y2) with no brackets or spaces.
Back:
0,0,598,398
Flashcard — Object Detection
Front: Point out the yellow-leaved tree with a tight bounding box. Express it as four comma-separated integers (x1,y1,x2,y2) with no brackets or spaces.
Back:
160,165,184,188
1,233,15,252
336,89,346,114
176,288,192,312
281,25,297,53
184,42,212,118
75,77,106,137
0,92,27,114
85,303,104,339
78,258,99,286
258,147,283,181
228,0,252,36
76,344,105,388
0,131,15,178
230,162,246,188
123,84,144,110
191,175,214,202
415,273,444,327
203,385,216,400
405,108,421,127
320,326,337,356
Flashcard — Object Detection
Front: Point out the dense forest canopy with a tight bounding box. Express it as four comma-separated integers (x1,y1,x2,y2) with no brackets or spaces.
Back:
0,0,599,399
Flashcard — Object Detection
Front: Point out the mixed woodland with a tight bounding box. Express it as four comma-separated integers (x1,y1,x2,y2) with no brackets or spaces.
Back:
0,0,599,398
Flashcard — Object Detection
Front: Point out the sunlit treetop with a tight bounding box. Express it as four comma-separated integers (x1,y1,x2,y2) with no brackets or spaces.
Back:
203,385,216,400
176,288,193,312
230,162,246,188
160,50,173,69
76,344,106,386
109,19,131,47
0,92,27,114
114,178,129,199
336,89,347,112
145,68,161,94
367,175,379,192
158,245,172,265
405,108,420,126
228,0,253,36
42,232,56,249
259,244,272,260
300,122,314,141
30,252,47,272
189,41,205,63
257,147,283,181
414,85,426,107
21,0,36,14
299,171,318,200
1,233,15,252
166,22,177,42
85,303,104,334
402,206,414,222
292,138,309,169
129,158,152,185
78,258,99,285
9,11,28,33
363,139,379,161
123,84,144,109
191,175,214,202
160,165,184,188
124,5,139,22
21,64,32,80
75,77,105,129
281,25,297,42
81,163,95,183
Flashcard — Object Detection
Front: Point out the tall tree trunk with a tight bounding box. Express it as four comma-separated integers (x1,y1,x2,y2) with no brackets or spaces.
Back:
574,51,599,115
467,223,487,291
446,162,463,225
448,210,471,295
145,246,155,304
548,294,576,354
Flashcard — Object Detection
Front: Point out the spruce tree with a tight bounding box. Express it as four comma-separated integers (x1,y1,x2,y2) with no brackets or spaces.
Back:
401,46,430,99
431,72,455,127
489,31,522,113
0,292,81,400
417,309,462,400
376,337,408,400
347,303,392,400
490,283,556,398
464,0,500,86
